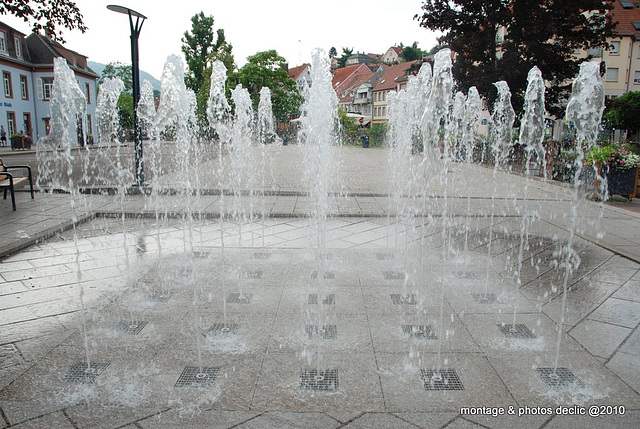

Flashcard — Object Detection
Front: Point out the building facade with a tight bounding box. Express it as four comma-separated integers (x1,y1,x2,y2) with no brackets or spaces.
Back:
0,22,98,145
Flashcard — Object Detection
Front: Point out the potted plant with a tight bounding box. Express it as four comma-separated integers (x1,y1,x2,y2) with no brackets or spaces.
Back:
586,144,640,199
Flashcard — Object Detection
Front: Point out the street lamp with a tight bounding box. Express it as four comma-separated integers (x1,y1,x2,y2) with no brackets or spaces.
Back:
107,5,147,186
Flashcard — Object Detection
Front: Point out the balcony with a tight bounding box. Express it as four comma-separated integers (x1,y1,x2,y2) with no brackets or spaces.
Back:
353,96,371,105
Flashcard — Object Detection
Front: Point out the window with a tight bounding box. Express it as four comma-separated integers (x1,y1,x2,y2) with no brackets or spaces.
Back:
3,71,12,98
38,77,54,100
635,71,640,84
6,112,16,135
85,82,91,104
20,75,27,99
14,37,21,58
0,32,6,54
606,67,619,82
609,41,620,55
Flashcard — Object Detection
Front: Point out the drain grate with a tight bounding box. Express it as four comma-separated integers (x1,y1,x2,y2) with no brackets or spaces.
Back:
175,366,220,388
253,252,271,260
0,344,24,369
312,271,335,280
420,369,464,391
308,294,336,305
497,323,536,339
306,325,337,340
472,293,499,304
62,362,110,384
208,323,240,336
384,271,406,280
299,369,338,391
376,253,395,260
115,320,148,335
454,271,477,279
535,367,584,388
390,294,417,305
149,290,172,302
226,292,253,304
402,325,437,339
240,270,263,279
192,251,211,259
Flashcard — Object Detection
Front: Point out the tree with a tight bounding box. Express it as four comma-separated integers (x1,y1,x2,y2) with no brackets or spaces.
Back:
197,44,236,125
402,42,423,62
99,62,133,93
337,47,353,68
237,50,303,121
0,0,87,42
182,12,231,95
415,0,616,117
329,47,337,59
604,91,640,138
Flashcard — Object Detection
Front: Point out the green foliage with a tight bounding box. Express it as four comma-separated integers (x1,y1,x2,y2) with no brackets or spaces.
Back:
117,92,134,132
237,50,302,121
337,47,353,68
329,47,337,59
586,144,640,169
415,0,616,118
182,12,233,95
368,123,388,146
401,42,423,62
0,0,87,42
337,108,388,146
604,91,640,134
98,62,132,93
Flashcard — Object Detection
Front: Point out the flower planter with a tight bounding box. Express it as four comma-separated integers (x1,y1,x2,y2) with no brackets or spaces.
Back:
606,166,639,199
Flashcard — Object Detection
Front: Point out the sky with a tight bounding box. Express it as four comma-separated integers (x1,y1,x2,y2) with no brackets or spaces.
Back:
1,0,440,79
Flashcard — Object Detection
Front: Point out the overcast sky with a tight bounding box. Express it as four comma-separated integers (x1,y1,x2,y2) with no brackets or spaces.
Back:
2,0,440,79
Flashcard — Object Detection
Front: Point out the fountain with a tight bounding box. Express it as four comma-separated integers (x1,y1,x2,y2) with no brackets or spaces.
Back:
2,47,639,427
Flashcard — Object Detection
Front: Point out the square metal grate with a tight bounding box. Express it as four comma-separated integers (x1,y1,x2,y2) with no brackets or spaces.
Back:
62,362,110,384
535,367,584,388
376,253,395,260
312,271,335,280
252,252,272,260
0,344,24,369
208,323,240,336
149,290,172,302
454,271,477,279
240,270,263,279
175,366,220,388
115,320,148,335
390,294,417,305
472,293,499,304
384,271,406,280
299,369,339,391
226,292,253,304
420,369,464,391
402,325,438,339
306,325,337,340
497,323,536,339
308,294,336,305
192,251,211,259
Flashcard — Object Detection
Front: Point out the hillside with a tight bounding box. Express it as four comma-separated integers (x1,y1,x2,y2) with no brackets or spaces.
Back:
88,61,161,92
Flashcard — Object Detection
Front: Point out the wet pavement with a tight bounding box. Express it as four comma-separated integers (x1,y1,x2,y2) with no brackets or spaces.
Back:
0,145,639,428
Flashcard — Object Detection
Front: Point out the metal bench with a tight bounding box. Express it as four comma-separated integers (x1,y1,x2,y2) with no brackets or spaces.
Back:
0,158,34,211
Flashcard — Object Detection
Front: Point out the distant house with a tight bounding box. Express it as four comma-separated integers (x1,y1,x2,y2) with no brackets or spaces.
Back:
332,63,372,97
382,47,403,64
338,66,386,124
287,63,311,90
0,22,98,145
345,52,378,67
372,60,417,123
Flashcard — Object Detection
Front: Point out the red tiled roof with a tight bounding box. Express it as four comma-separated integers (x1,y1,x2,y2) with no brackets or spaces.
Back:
338,72,374,102
610,1,640,37
373,60,417,91
331,63,371,89
288,63,309,81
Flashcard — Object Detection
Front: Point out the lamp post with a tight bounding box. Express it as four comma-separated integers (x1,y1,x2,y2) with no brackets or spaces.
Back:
107,5,147,186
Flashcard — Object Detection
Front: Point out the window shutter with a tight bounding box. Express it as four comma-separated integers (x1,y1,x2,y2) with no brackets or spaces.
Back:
36,78,43,100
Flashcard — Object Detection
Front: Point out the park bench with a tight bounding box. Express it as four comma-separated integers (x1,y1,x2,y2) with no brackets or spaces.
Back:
0,159,34,211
